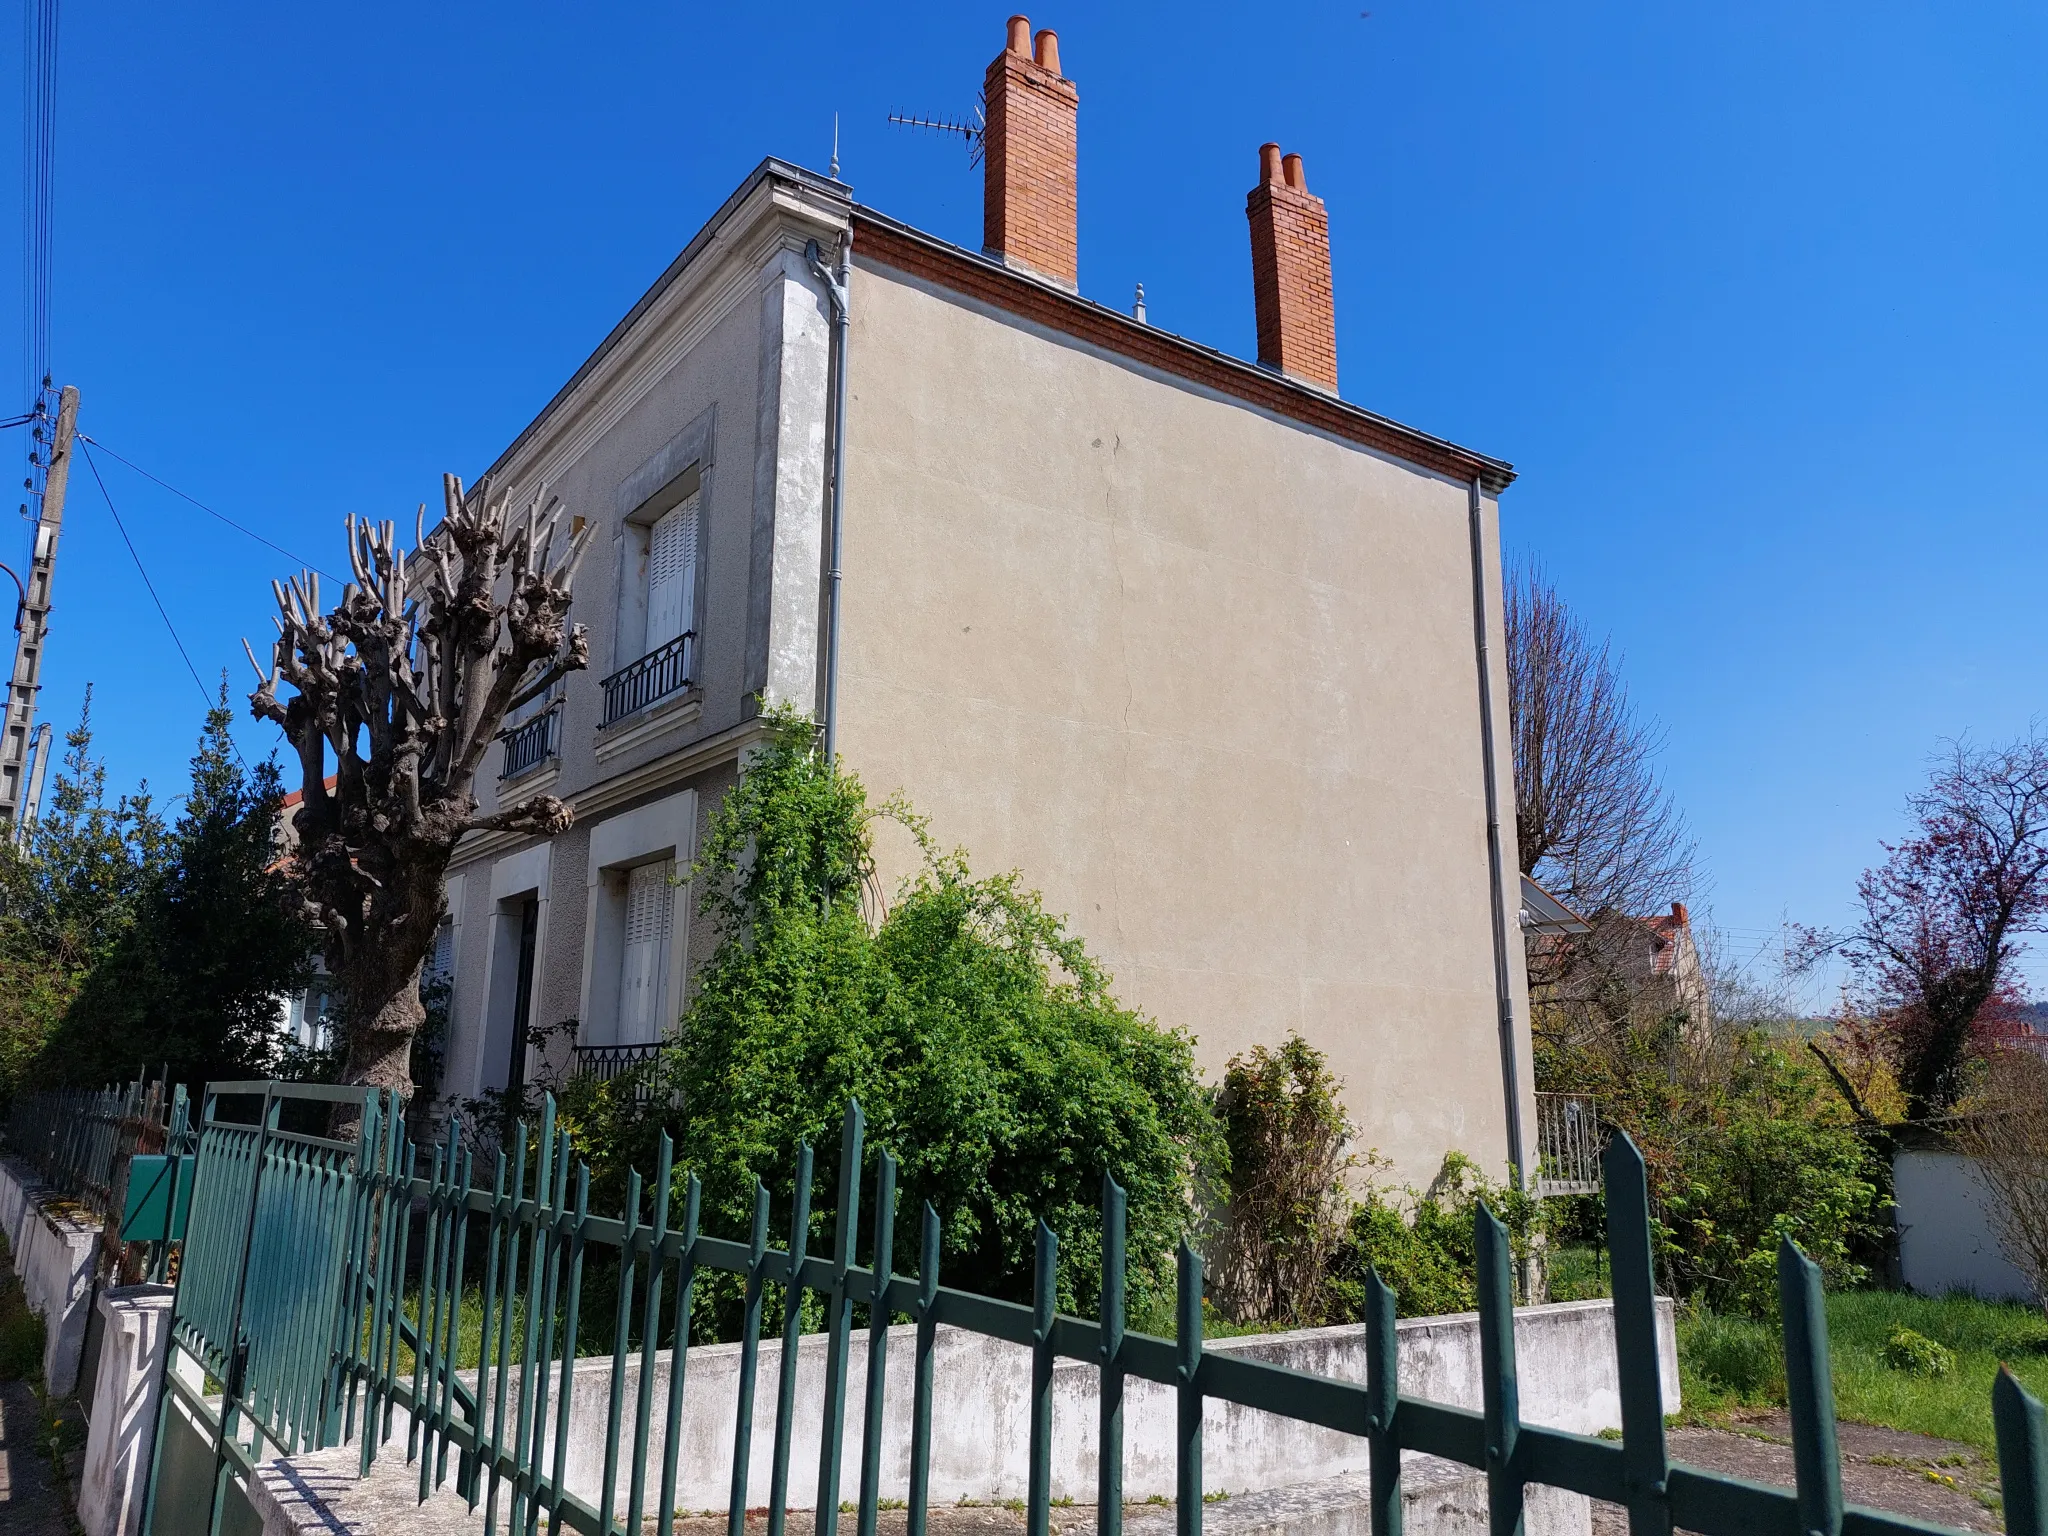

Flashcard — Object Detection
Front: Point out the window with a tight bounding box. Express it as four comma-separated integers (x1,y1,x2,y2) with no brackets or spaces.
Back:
618,858,675,1044
645,492,699,655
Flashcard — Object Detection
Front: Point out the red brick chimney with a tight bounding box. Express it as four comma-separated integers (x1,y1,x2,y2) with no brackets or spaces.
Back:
1247,143,1337,391
983,15,1079,288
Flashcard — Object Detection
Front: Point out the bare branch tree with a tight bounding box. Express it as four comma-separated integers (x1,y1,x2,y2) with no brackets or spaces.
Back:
1506,563,1693,1016
1506,562,1693,916
1955,1045,2048,1315
248,474,591,1099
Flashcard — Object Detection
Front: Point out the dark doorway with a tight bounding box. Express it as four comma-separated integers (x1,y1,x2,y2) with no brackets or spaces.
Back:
506,895,539,1105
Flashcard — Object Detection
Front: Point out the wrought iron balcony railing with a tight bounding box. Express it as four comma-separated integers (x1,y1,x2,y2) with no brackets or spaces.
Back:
600,631,694,726
570,1040,664,1083
498,703,560,779
1534,1090,1605,1195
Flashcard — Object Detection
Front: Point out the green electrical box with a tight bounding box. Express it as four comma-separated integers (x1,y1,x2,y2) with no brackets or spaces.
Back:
120,1154,194,1243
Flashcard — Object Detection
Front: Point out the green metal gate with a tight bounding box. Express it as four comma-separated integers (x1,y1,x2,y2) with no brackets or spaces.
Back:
140,1081,388,1536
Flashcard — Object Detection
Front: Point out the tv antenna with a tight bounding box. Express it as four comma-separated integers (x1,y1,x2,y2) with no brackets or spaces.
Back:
886,105,986,168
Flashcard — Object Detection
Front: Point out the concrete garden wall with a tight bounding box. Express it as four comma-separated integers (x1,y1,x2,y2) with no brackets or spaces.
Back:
413,1296,1676,1516
1894,1149,2035,1303
0,1150,101,1395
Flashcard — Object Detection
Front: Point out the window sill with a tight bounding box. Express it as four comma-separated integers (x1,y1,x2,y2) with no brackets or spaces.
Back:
498,761,562,800
594,691,703,764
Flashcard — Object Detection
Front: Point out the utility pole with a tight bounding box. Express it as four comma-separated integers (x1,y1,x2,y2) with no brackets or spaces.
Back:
1,384,77,835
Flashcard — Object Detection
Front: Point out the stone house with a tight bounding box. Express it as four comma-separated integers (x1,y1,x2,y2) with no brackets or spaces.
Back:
431,15,1533,1185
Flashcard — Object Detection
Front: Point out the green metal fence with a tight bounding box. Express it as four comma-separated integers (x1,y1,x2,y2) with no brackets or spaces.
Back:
4,1074,193,1280
146,1080,2048,1536
3,1075,189,1219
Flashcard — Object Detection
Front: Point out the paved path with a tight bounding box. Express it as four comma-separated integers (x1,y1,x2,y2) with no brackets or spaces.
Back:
1591,1413,2000,1534
0,1375,71,1536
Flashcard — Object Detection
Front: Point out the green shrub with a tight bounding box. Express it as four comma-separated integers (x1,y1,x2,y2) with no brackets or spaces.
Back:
1539,1022,1883,1315
558,708,1222,1328
1326,1152,1547,1319
1881,1326,1954,1378
1211,1035,1351,1326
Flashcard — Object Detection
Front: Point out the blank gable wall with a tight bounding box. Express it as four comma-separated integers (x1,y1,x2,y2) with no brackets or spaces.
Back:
835,260,1532,1187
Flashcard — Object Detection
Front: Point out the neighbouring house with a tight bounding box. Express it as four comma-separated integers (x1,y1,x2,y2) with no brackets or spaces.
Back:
429,15,1534,1184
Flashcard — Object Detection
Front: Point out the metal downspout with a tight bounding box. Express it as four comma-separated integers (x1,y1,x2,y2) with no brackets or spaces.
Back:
1467,475,1526,1187
809,232,852,764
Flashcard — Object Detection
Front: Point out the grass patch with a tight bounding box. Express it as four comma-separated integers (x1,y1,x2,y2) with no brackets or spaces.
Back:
1825,1290,2048,1456
1545,1244,1611,1303
0,1233,45,1382
1675,1289,2048,1458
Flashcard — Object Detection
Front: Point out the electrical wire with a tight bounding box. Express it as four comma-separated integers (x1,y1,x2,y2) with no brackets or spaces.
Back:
78,439,241,755
77,434,341,581
21,0,58,419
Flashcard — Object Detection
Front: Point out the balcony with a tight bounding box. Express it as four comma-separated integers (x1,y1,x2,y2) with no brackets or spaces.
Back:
498,704,560,780
601,632,694,727
1534,1091,1604,1196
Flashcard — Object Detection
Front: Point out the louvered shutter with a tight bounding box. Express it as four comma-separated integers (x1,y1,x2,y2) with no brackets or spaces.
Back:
646,492,699,653
619,858,675,1044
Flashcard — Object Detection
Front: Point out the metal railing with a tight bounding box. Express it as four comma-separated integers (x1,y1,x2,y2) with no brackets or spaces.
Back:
571,1042,665,1083
1534,1091,1604,1196
600,631,694,725
144,1082,2048,1536
500,704,561,779
3,1076,190,1221
4,1076,194,1282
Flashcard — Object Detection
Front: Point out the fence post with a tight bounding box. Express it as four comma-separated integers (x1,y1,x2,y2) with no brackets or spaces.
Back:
1602,1133,1671,1536
855,1153,897,1536
1099,1176,1127,1536
907,1204,941,1536
1176,1241,1203,1536
1028,1220,1058,1536
816,1104,866,1536
1996,1366,2048,1536
768,1141,816,1536
1476,1207,1524,1536
1778,1238,1844,1536
1364,1271,1401,1536
729,1181,773,1536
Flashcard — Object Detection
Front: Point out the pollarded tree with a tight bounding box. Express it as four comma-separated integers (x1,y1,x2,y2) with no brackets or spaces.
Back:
247,475,590,1098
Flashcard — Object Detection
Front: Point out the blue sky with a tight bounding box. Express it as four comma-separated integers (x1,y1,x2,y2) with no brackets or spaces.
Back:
7,2,2043,1003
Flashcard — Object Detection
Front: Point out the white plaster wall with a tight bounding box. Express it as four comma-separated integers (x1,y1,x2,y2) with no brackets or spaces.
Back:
1895,1149,2036,1303
837,261,1534,1186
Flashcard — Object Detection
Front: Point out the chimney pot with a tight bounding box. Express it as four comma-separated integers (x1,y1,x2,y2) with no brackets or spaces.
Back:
983,14,1081,287
1247,142,1338,391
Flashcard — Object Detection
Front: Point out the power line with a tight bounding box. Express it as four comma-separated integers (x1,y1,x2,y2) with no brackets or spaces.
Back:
20,0,58,417
77,434,340,581
78,439,236,744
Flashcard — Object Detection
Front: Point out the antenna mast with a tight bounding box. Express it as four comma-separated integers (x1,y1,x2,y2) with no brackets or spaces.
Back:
885,106,986,167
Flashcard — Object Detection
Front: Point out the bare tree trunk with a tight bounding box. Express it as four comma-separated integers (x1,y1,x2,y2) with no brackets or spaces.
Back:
251,475,590,1103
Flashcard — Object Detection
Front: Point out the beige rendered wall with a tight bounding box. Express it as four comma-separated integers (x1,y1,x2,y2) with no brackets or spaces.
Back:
835,261,1535,1187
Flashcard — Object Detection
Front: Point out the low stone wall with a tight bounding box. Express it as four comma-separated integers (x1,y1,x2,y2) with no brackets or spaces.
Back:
0,1150,101,1395
77,1284,174,1536
395,1296,1673,1517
